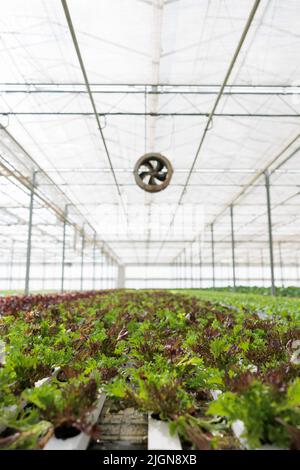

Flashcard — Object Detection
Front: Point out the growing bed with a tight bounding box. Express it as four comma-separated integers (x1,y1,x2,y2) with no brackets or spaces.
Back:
0,290,299,450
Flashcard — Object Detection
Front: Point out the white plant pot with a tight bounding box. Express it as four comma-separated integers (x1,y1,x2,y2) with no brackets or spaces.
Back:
0,340,6,365
34,367,61,388
1,367,61,435
148,414,182,450
210,389,222,400
210,391,284,450
0,404,18,434
43,394,106,450
232,419,284,450
257,311,273,320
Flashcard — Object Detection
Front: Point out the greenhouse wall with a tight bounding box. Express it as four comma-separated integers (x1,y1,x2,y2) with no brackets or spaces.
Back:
1,262,300,292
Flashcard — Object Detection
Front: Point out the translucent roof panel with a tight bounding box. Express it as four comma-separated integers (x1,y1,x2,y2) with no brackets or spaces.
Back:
0,0,299,267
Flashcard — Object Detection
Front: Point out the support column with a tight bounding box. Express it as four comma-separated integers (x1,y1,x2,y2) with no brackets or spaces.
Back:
264,171,276,296
80,230,85,291
230,205,236,289
173,260,175,289
198,237,202,288
9,239,15,291
113,259,115,288
181,253,184,288
117,265,125,288
108,256,111,289
104,254,107,289
247,252,250,285
181,252,184,288
211,224,215,288
42,249,46,291
261,249,265,287
61,206,68,293
183,249,187,288
190,248,193,288
100,250,104,289
114,261,116,288
279,242,284,287
92,233,96,290
25,171,36,295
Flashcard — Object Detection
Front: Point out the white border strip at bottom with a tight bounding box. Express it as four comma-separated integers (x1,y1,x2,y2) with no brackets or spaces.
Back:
44,394,106,450
148,414,182,450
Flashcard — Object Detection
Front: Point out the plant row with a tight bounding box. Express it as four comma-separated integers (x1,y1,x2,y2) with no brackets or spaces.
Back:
0,291,108,316
0,290,299,450
198,286,300,298
181,288,300,322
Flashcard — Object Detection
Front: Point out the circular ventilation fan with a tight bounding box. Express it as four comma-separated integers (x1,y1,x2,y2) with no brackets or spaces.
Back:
134,153,173,193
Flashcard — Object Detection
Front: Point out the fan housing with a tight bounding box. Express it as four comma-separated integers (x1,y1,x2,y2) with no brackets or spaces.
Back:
134,153,173,193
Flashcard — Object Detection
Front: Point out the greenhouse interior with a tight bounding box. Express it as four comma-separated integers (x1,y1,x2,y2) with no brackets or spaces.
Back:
0,0,300,454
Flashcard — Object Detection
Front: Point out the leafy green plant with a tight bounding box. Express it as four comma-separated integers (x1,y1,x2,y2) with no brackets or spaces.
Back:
0,289,299,450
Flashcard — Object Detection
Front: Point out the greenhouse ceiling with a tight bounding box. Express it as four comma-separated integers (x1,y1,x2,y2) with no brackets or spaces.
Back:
0,0,299,270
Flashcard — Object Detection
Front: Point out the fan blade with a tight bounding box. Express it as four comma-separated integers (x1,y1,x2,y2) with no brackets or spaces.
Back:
155,172,167,182
139,171,151,180
142,161,154,171
149,176,157,185
154,159,164,172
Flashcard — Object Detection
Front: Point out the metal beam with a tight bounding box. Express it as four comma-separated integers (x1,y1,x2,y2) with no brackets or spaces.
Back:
80,231,85,291
61,0,139,264
109,257,112,289
9,239,15,290
31,182,300,188
2,111,299,117
172,136,300,263
100,251,103,289
92,232,96,290
117,265,125,288
211,224,215,288
198,237,202,288
0,128,120,264
5,276,297,283
41,168,300,175
183,249,187,288
61,205,68,293
279,241,284,287
265,171,276,295
88,239,300,244
177,0,262,197
155,0,261,262
3,89,300,96
190,248,193,288
61,0,121,197
230,205,236,289
125,276,287,282
25,171,36,295
2,82,299,90
3,260,299,267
